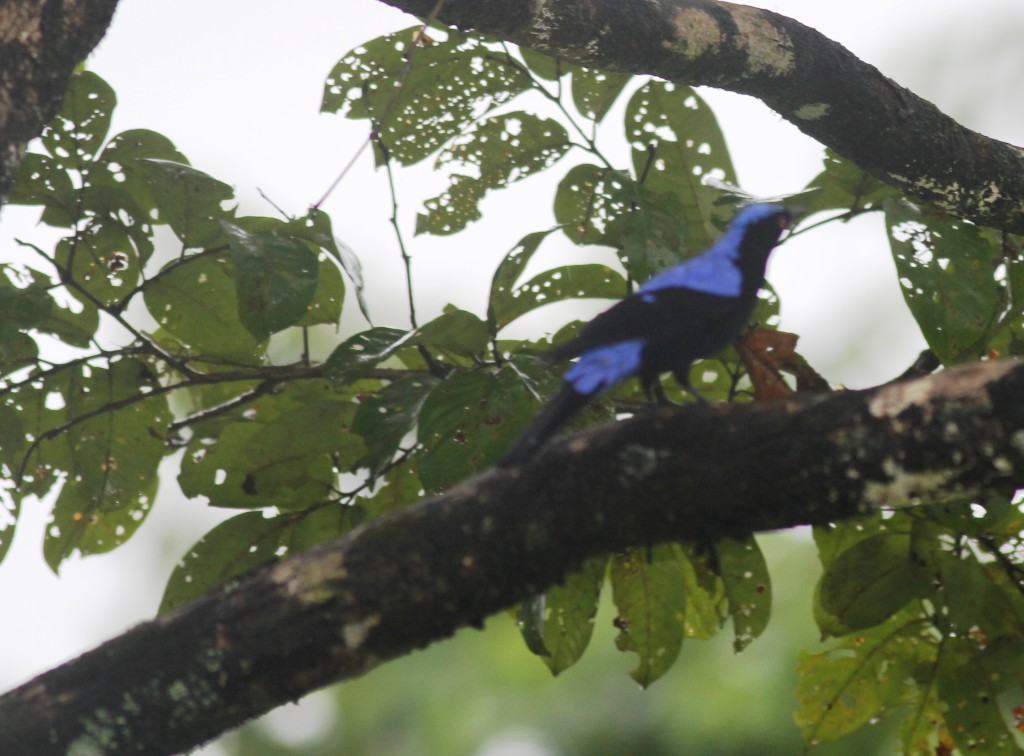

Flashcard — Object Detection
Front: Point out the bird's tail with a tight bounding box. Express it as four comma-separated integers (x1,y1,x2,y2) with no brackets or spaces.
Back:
499,385,591,467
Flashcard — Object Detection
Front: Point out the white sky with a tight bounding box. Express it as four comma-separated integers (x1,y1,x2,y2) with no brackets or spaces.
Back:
0,0,1021,751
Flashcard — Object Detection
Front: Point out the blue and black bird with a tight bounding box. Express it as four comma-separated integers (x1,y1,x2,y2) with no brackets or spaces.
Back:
500,203,797,466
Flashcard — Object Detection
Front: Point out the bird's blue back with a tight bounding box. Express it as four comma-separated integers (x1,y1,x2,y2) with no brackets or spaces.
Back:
639,203,785,299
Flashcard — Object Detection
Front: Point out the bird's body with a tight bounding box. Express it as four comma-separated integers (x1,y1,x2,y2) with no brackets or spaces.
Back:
500,203,796,466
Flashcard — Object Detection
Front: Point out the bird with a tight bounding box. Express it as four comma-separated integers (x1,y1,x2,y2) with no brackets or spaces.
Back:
499,202,798,467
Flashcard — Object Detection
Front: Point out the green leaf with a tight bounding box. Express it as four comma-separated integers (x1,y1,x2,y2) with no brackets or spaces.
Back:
553,163,633,245
294,256,344,328
802,149,900,216
519,47,562,81
487,229,559,332
7,153,76,227
160,505,356,612
939,637,1023,754
624,81,737,252
571,66,631,122
885,198,1003,364
324,327,411,385
144,253,262,361
91,129,189,222
53,221,141,308
323,28,531,165
609,545,687,687
677,544,726,639
414,308,489,358
357,457,424,520
817,532,933,632
609,187,692,284
42,70,115,172
130,158,234,247
518,556,606,675
221,221,321,341
492,263,627,332
352,374,439,480
716,536,771,651
416,112,570,235
812,514,890,570
416,367,532,490
42,359,171,572
795,612,932,747
0,489,18,567
36,297,100,349
0,265,52,376
179,388,363,510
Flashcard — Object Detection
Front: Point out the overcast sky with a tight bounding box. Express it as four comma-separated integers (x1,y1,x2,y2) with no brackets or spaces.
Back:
1,1,1021,751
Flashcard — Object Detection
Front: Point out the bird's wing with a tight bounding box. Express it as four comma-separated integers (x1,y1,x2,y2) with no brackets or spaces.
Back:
547,288,742,363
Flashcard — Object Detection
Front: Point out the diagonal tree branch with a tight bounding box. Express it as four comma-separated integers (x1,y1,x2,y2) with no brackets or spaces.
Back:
2,358,1023,754
375,0,1024,234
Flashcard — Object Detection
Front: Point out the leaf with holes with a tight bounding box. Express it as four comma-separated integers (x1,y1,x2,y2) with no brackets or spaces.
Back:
487,229,559,333
885,199,1003,364
160,505,357,612
179,394,363,511
518,556,606,675
42,359,171,573
352,373,439,481
414,308,489,359
625,81,736,253
325,327,411,385
7,153,77,227
795,608,933,748
323,27,531,165
144,252,262,361
416,367,531,491
417,112,570,236
41,71,115,172
572,66,631,122
610,545,687,687
491,263,627,332
716,535,772,651
130,159,234,248
222,221,321,341
0,265,53,376
54,221,141,308
554,163,635,245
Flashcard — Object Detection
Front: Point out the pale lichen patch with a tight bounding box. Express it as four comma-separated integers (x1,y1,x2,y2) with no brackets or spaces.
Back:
665,7,722,59
342,613,381,649
729,6,795,76
868,376,936,418
271,550,347,605
793,102,830,120
863,458,954,509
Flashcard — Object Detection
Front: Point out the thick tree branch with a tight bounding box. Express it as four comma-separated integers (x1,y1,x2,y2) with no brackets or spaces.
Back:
0,0,120,197
3,358,1024,754
376,0,1024,234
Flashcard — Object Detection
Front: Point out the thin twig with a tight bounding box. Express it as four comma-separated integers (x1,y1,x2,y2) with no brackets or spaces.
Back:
167,379,281,436
312,0,451,209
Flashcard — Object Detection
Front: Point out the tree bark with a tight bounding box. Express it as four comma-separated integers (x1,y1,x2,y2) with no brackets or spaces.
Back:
0,0,120,197
2,358,1023,754
378,0,1024,235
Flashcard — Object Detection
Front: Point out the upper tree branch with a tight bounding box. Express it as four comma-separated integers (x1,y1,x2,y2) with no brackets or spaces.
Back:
377,0,1024,234
3,358,1024,754
0,0,120,197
